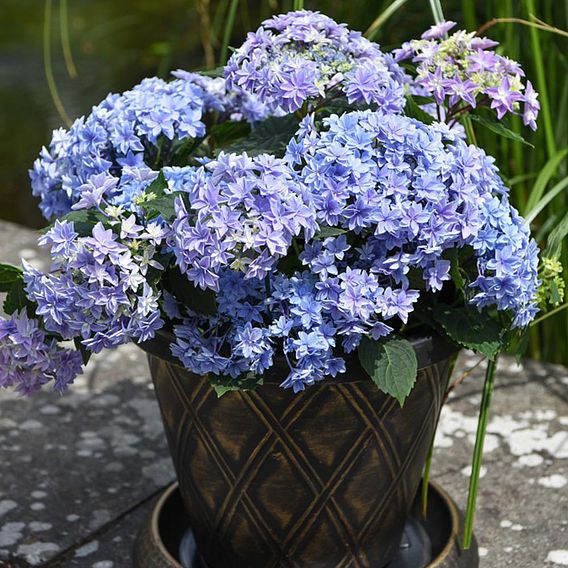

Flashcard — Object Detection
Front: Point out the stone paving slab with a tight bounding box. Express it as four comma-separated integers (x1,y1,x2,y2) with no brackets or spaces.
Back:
1,220,568,568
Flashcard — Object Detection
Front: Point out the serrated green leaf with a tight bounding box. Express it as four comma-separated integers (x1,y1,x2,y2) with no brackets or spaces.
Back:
514,329,530,365
358,337,418,406
404,95,435,125
434,304,502,360
550,280,562,305
209,371,262,397
0,263,23,293
468,114,534,147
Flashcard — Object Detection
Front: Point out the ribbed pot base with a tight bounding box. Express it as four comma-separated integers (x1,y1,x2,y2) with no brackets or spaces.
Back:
132,481,478,568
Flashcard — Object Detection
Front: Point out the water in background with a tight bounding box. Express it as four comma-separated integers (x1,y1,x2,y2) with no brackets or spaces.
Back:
0,0,458,228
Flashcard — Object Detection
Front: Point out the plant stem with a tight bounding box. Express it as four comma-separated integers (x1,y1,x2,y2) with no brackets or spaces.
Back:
293,0,304,10
463,116,478,146
462,356,498,549
365,0,409,40
530,302,568,327
59,0,78,79
477,16,568,38
428,0,445,25
525,0,556,159
219,0,239,66
44,0,72,127
422,353,459,517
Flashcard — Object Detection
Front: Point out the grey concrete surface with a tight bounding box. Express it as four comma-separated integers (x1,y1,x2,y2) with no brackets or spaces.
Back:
1,220,567,568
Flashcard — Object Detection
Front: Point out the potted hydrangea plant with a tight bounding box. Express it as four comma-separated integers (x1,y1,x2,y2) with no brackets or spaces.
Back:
0,10,559,568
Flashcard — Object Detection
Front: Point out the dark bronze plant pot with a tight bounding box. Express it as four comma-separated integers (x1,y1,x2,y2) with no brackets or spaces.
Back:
140,331,457,568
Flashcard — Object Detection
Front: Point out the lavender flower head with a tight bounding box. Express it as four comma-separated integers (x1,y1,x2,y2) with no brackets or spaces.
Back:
29,72,269,220
395,23,540,129
225,10,406,113
0,311,83,395
169,152,317,290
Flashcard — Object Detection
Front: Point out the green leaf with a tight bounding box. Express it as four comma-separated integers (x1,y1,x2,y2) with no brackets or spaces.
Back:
514,329,530,365
434,304,502,360
544,211,568,259
404,95,434,125
209,371,263,397
358,337,418,406
550,280,562,305
314,226,348,239
140,191,185,221
276,253,303,276
3,278,35,316
468,114,534,147
219,115,300,157
0,263,23,293
166,267,217,315
42,209,108,236
73,337,92,365
524,148,568,215
524,175,568,226
210,121,251,148
144,171,168,199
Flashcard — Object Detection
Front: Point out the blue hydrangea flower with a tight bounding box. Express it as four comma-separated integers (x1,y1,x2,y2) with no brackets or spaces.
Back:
0,311,83,395
169,152,317,289
225,10,406,113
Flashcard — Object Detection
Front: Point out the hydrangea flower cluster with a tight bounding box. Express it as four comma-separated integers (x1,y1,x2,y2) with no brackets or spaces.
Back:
0,311,83,395
290,111,538,329
1,10,543,396
30,77,208,219
169,152,317,289
23,217,165,353
395,21,540,129
29,72,272,220
225,10,406,113
169,110,539,392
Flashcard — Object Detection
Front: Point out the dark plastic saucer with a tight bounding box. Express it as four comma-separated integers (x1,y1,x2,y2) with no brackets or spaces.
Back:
133,481,478,568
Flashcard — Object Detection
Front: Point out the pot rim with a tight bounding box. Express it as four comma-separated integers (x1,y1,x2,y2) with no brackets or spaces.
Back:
138,327,459,385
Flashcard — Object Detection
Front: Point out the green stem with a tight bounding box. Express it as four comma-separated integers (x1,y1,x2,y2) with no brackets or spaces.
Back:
463,116,478,146
365,0,409,40
462,356,498,549
44,0,72,127
525,0,556,159
59,0,78,78
428,0,445,24
530,302,568,327
421,353,459,517
219,0,239,66
293,0,304,10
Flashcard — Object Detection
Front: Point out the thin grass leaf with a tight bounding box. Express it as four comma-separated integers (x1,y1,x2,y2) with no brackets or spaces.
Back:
365,0,409,40
219,0,239,66
544,211,568,258
525,0,557,158
525,176,568,225
44,0,72,126
524,148,568,215
59,0,77,79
